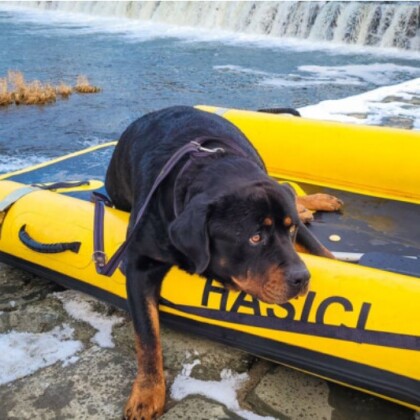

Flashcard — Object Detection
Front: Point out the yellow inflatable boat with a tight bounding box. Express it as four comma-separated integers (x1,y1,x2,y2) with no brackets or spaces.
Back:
0,107,419,410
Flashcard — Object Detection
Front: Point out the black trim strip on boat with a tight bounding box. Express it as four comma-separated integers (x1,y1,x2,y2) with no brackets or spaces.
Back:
159,298,420,351
0,251,418,407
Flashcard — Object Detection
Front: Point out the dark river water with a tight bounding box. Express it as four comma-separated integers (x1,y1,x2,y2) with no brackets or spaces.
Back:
0,6,418,419
0,6,419,173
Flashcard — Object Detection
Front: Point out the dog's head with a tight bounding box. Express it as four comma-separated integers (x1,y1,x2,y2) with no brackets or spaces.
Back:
169,181,310,304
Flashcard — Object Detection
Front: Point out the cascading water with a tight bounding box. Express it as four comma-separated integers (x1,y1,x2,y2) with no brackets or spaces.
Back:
10,1,420,50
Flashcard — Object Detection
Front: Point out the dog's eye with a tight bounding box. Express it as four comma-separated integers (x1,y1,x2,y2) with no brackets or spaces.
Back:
249,233,263,245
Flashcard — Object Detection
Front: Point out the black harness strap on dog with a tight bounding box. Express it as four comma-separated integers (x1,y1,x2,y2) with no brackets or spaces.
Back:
93,136,246,277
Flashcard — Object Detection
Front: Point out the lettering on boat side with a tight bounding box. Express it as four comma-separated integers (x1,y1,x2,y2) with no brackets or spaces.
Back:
160,278,417,349
201,278,372,331
161,279,417,349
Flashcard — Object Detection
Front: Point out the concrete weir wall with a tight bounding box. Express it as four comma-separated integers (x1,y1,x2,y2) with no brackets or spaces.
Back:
10,1,420,50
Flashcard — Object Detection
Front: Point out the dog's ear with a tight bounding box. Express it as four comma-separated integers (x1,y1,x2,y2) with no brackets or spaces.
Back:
168,193,211,274
265,181,297,204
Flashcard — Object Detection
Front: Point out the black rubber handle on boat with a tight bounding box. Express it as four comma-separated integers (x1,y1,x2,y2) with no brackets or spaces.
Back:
257,107,301,117
31,180,90,191
18,225,81,254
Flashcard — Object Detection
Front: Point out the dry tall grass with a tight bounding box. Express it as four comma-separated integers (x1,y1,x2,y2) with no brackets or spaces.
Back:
56,82,73,97
7,71,56,105
0,77,13,106
0,71,101,108
74,75,101,93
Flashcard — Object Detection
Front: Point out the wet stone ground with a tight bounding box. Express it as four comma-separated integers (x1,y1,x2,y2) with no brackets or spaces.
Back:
0,264,417,420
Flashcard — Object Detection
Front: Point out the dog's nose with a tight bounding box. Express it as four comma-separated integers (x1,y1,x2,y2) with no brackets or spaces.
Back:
287,268,310,288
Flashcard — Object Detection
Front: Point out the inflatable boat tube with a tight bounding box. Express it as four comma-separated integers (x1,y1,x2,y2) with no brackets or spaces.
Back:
0,110,418,410
197,105,420,204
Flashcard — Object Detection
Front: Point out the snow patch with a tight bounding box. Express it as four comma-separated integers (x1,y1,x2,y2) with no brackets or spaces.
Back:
171,364,274,420
299,77,420,128
0,324,82,385
54,290,124,348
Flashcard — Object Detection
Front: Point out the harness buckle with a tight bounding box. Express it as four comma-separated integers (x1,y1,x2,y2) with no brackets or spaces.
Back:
92,250,107,267
191,141,225,154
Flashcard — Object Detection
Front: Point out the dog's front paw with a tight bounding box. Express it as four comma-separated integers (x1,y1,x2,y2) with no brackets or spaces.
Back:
298,194,343,212
297,203,314,224
123,379,165,420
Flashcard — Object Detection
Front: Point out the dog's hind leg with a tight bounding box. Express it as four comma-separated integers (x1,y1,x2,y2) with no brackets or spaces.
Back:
281,183,342,224
124,256,171,420
296,194,343,224
297,194,343,213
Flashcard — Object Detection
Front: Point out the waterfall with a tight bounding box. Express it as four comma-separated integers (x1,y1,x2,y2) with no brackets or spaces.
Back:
7,1,420,50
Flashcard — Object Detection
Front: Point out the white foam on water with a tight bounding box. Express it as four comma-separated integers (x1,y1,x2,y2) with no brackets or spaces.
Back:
78,136,110,149
0,324,83,385
171,364,274,420
1,4,420,60
213,65,273,78
54,290,124,348
299,77,420,128
0,154,50,174
214,63,359,88
216,62,420,91
298,63,420,86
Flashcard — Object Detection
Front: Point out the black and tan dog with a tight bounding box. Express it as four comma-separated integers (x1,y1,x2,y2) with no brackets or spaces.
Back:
105,106,342,419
